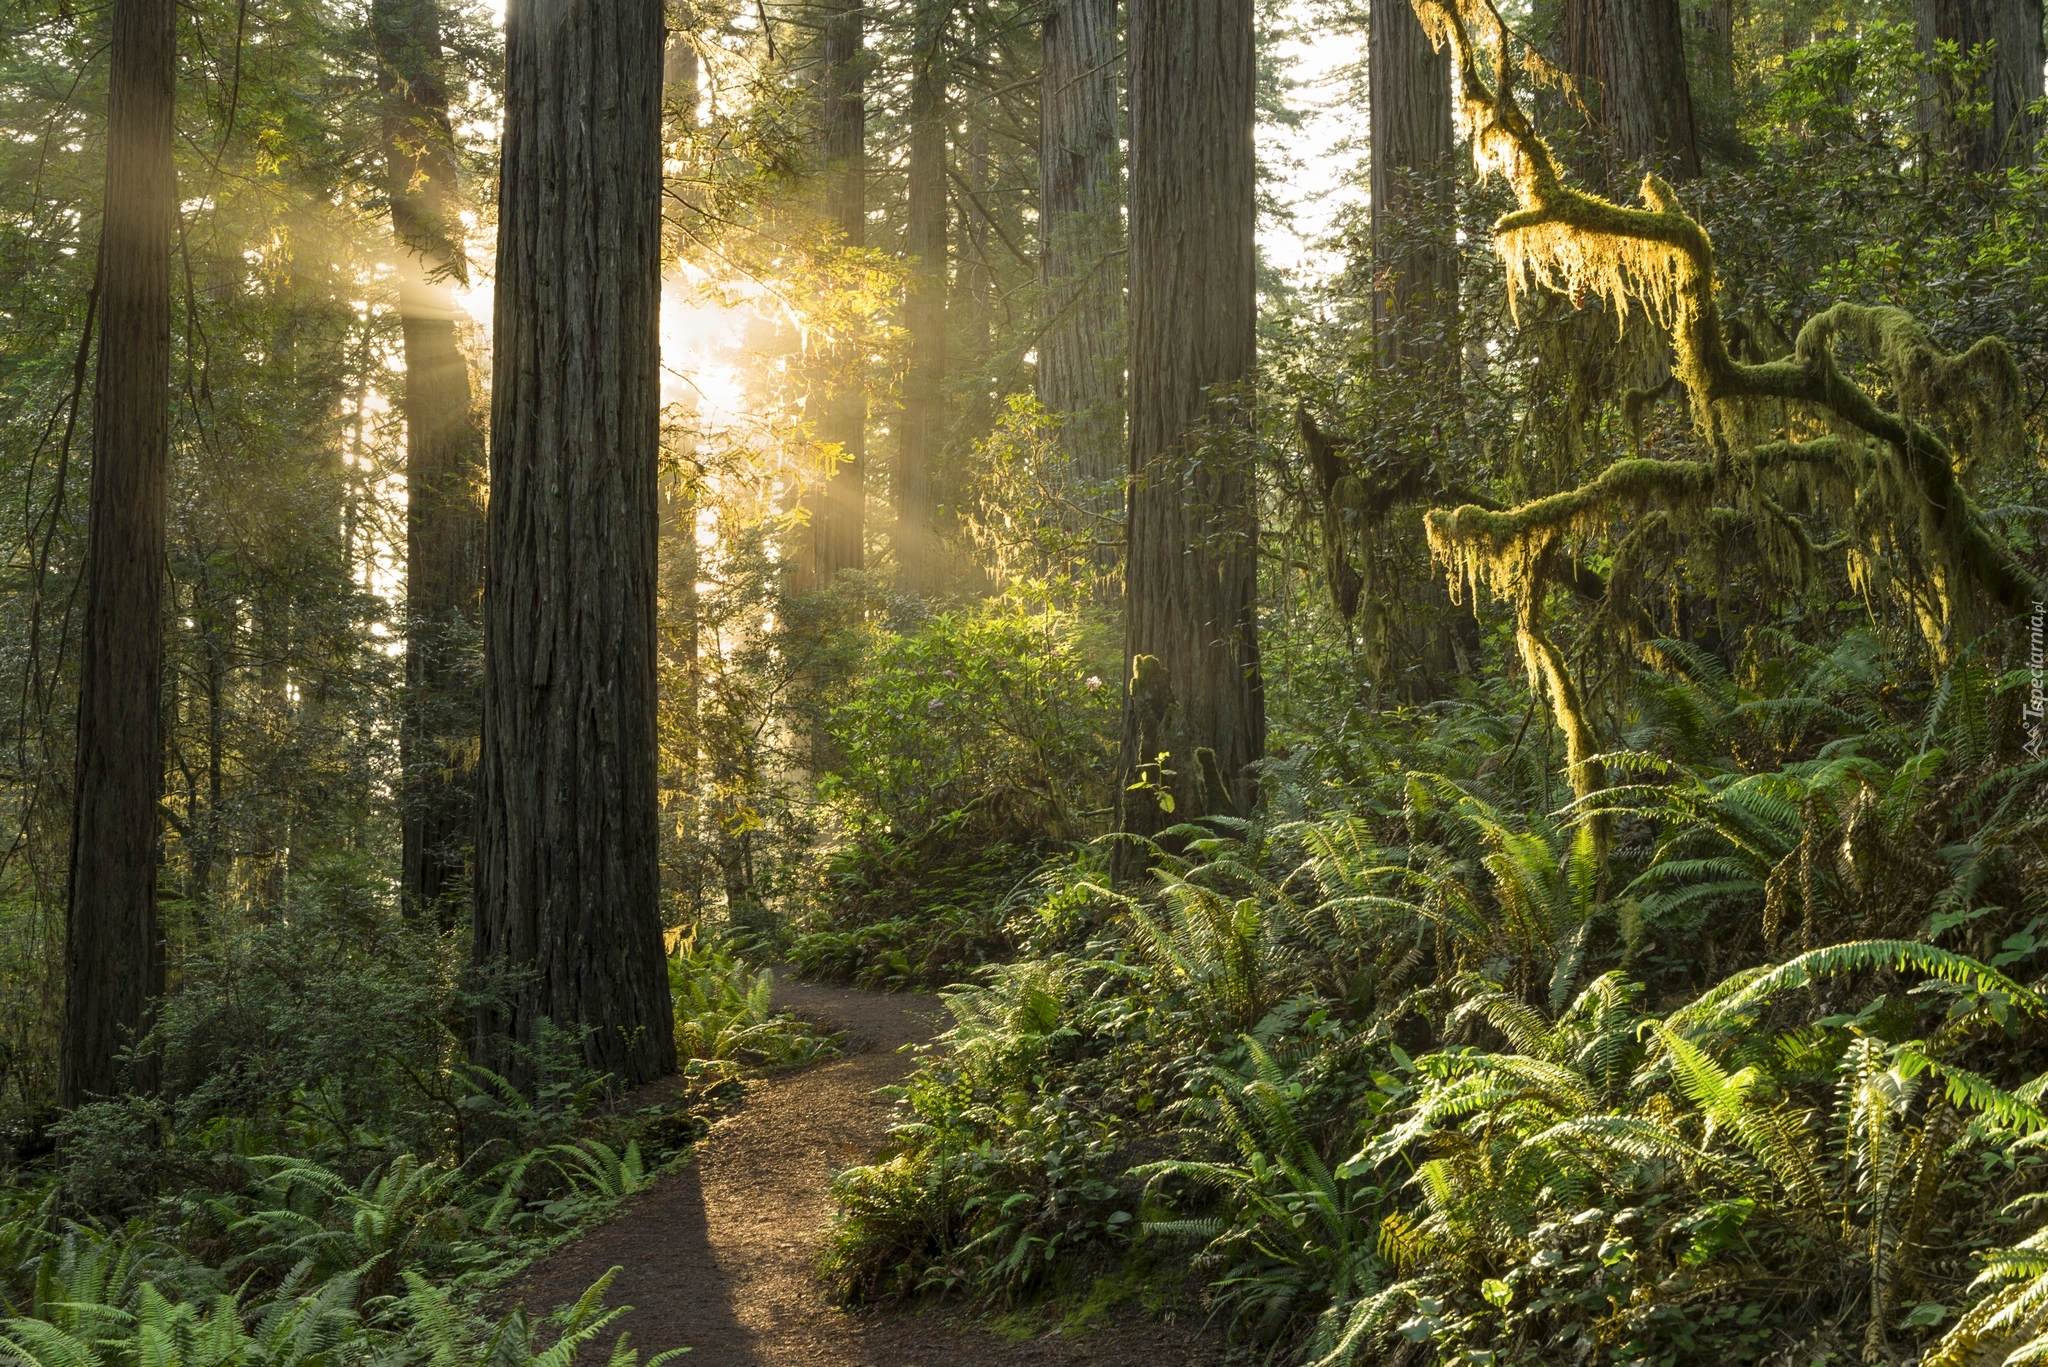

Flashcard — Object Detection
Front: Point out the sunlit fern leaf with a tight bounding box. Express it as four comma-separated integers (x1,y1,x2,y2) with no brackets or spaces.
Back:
547,1141,648,1202
1927,1226,2048,1367
1671,941,2047,1032
525,1268,629,1367
1517,1115,1719,1181
1376,1209,1429,1271
1448,977,1558,1060
1656,1025,1829,1212
1892,1047,2048,1136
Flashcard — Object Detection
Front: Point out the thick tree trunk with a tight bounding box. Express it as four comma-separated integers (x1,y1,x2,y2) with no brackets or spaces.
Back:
62,0,176,1107
894,4,946,596
376,0,484,925
1915,0,2045,169
1370,0,1457,364
1118,0,1263,868
473,0,675,1090
1562,0,1702,183
1366,0,1469,697
1039,0,1125,500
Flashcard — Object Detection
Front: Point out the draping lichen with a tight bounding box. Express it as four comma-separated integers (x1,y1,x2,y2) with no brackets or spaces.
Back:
1403,0,2041,851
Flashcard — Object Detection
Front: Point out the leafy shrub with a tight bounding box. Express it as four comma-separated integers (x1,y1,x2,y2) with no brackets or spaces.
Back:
790,592,1120,987
669,934,840,1068
820,592,1119,834
822,675,2048,1364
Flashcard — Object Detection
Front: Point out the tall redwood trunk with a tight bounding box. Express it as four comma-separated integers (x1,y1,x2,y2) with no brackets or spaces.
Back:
1117,0,1262,867
1364,0,1469,697
1370,0,1457,364
1039,0,1125,502
812,0,866,583
62,0,176,1108
895,3,946,596
1562,0,1701,183
376,0,484,924
473,0,675,1089
1914,0,2045,169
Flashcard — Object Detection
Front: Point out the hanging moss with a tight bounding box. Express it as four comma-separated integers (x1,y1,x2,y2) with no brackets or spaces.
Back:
1426,456,1715,614
1796,303,2023,474
1411,0,2043,713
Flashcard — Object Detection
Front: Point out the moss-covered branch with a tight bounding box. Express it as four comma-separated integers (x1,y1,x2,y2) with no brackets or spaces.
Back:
1299,405,1500,621
1412,0,2042,637
1425,457,1716,611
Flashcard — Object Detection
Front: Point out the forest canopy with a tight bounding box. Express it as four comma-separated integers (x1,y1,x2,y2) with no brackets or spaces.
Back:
0,0,2046,1363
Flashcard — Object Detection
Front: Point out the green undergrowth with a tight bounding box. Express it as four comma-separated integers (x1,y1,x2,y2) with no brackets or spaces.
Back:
0,919,833,1366
785,590,1121,990
819,637,2048,1367
788,828,1041,990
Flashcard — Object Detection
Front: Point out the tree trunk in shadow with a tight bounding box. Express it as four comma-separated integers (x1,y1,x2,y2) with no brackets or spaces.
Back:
376,0,485,926
1039,0,1126,565
1562,0,1702,184
1116,0,1263,877
473,0,676,1091
1914,0,2045,170
895,3,947,597
63,0,176,1107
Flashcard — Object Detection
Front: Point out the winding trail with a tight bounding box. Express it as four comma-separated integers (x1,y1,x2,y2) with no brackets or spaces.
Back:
511,970,1220,1366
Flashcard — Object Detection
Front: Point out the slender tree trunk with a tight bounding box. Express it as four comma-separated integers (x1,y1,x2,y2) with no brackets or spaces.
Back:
1117,0,1263,869
1687,0,1741,156
1562,0,1702,182
473,0,675,1089
185,612,224,906
666,27,697,103
963,124,992,444
1915,0,2045,169
1370,0,1457,364
376,0,484,925
1038,0,1125,524
812,0,866,583
1368,0,1470,697
61,0,176,1108
895,3,946,596
662,31,705,924
660,423,703,921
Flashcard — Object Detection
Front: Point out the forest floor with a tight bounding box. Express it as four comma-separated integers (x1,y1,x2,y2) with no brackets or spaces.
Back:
510,970,1223,1366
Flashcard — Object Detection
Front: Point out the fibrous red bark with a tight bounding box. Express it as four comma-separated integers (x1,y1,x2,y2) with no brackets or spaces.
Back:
473,0,676,1090
1118,0,1264,862
62,0,177,1107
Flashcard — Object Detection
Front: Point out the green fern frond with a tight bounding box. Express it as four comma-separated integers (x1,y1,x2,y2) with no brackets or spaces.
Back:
1893,1048,2048,1136
1673,941,2046,1032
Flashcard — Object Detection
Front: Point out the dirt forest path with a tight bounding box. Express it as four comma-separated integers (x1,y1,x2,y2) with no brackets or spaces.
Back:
510,970,1221,1367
